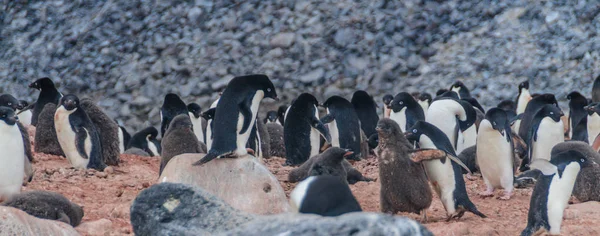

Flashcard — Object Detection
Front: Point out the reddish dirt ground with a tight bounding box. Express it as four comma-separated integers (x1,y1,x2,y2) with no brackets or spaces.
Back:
19,126,600,235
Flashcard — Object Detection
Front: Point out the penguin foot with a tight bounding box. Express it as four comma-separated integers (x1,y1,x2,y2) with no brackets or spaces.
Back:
420,209,428,223
478,190,495,198
246,148,255,156
497,192,512,200
466,173,479,181
446,210,466,222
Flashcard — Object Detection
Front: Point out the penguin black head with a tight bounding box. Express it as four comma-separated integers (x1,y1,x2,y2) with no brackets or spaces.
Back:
0,94,19,111
351,90,376,107
418,93,432,105
485,108,509,132
518,80,529,91
462,97,485,113
265,111,278,123
537,104,564,122
404,121,427,143
536,93,558,107
497,100,517,112
586,103,600,116
277,105,288,117
389,92,418,112
450,81,471,98
200,108,216,121
375,118,403,140
434,90,460,101
551,149,595,170
382,94,393,106
17,100,29,110
321,147,354,162
322,95,348,108
567,91,588,105
236,74,278,100
0,106,18,126
187,103,202,118
163,93,186,109
29,77,56,91
140,126,159,140
59,95,80,111
435,89,448,96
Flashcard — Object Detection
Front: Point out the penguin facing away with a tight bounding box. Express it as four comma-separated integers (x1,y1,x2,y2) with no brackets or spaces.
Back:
525,104,564,168
567,91,588,142
405,121,486,220
586,103,600,145
476,108,514,200
187,102,205,143
34,103,65,156
160,114,202,174
283,93,331,166
193,74,278,165
322,96,363,160
54,95,106,171
290,175,362,217
382,94,393,118
351,90,379,139
0,107,25,201
521,150,595,236
80,98,121,166
127,127,161,157
388,92,425,132
426,92,467,152
516,80,532,115
450,81,472,99
497,100,518,120
160,93,188,138
29,77,62,126
16,100,33,126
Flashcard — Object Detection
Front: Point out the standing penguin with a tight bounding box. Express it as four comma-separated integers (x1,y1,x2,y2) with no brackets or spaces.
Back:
592,75,600,103
477,108,514,200
266,122,285,158
282,93,331,166
322,96,363,160
117,124,131,154
375,118,433,218
201,108,216,150
382,94,393,118
351,90,379,139
450,81,472,99
29,77,62,126
521,150,594,236
405,121,486,220
54,95,106,171
0,107,25,201
193,74,278,165
127,127,161,157
80,98,121,166
187,102,205,143
160,93,188,138
160,114,203,174
290,175,362,217
426,93,468,152
388,92,425,132
497,100,518,120
277,105,288,125
417,93,432,118
586,103,600,145
567,91,589,142
516,80,532,115
16,100,33,126
246,118,270,160
525,104,564,166
517,94,558,143
456,100,478,154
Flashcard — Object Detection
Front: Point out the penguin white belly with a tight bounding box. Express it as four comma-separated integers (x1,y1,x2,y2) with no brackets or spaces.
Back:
17,110,32,126
309,128,320,158
516,89,531,114
457,125,477,154
118,127,125,154
547,163,580,234
235,91,264,156
477,122,513,189
532,119,564,161
427,101,465,150
206,120,213,149
418,135,457,215
389,108,407,132
189,113,204,143
329,120,340,147
290,176,316,211
511,119,522,134
587,114,600,144
451,87,462,99
147,136,159,157
55,107,90,169
0,123,25,199
418,101,429,119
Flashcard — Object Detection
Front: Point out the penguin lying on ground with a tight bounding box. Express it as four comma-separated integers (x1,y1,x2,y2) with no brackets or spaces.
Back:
290,176,362,217
160,114,203,175
80,98,121,166
126,127,161,157
29,77,62,126
34,103,65,156
288,147,372,184
0,107,25,201
322,96,363,160
2,190,84,226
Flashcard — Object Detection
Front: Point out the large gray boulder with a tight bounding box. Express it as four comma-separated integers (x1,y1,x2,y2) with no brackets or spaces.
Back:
0,206,79,236
159,154,290,214
131,183,433,236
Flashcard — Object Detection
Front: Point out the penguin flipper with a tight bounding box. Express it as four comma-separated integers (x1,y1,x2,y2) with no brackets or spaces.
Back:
311,117,332,143
447,153,473,175
192,151,220,166
529,159,557,175
319,114,335,124
238,98,253,134
74,126,89,159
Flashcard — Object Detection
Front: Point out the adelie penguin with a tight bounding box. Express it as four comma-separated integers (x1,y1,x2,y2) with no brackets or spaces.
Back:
187,102,205,143
277,105,288,125
283,93,331,165
522,104,564,171
16,100,33,126
322,96,363,160
388,92,425,132
193,74,277,165
290,176,361,217
586,103,600,145
426,91,475,154
351,90,379,139
517,93,558,146
288,147,372,185
0,107,25,201
521,150,595,236
29,77,62,126
450,81,472,99
201,108,216,150
516,80,532,115
54,95,107,171
116,123,131,154
477,108,515,200
382,94,393,118
160,93,188,138
567,91,588,142
405,121,486,220
417,93,432,118
592,74,600,103
126,127,161,157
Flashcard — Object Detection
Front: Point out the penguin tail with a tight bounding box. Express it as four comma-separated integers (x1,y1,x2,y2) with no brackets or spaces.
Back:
192,151,219,166
468,205,487,218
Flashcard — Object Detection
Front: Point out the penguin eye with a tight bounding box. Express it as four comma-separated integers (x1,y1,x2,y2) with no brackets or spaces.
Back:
399,101,403,105
267,88,271,92
493,122,497,126
550,112,554,115
581,158,585,163
7,103,11,106
412,129,417,133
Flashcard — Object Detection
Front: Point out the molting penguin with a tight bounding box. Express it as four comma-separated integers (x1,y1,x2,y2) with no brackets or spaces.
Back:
388,92,425,132
405,121,486,220
376,118,433,218
290,175,361,216
521,150,594,236
516,80,532,115
382,94,393,118
282,93,331,166
187,102,205,143
16,100,33,126
351,90,379,139
0,107,25,201
54,95,106,171
193,74,277,165
160,93,188,138
160,114,203,174
266,122,285,158
322,96,363,160
127,127,161,157
2,190,84,226
567,91,588,142
477,108,514,200
524,104,564,170
277,105,288,125
34,103,65,156
201,108,216,150
418,93,432,118
29,77,62,126
80,98,121,166
450,81,472,99
517,93,558,144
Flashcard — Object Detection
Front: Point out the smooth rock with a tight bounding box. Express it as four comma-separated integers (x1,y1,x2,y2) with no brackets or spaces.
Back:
270,33,295,48
0,206,78,236
76,219,113,235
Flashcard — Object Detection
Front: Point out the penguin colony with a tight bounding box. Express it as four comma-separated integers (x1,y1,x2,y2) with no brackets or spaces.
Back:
2,75,600,235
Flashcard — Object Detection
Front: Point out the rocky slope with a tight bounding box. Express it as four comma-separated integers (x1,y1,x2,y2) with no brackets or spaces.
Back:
1,0,599,130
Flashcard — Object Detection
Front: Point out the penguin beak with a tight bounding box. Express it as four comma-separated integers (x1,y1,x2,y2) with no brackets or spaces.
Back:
343,151,354,158
272,96,280,101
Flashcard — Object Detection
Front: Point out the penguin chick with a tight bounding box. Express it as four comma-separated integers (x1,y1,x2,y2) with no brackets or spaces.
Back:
266,123,285,158
160,114,203,174
288,148,372,185
290,176,362,216
34,103,65,156
80,98,121,166
2,190,84,227
29,77,62,126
